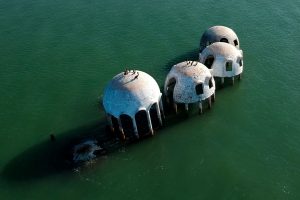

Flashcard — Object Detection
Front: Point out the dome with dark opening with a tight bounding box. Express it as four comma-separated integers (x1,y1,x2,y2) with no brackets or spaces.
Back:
199,25,240,52
164,61,215,108
199,42,243,78
103,70,164,139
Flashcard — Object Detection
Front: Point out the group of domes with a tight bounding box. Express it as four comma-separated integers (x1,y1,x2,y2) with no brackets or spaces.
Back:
102,25,244,140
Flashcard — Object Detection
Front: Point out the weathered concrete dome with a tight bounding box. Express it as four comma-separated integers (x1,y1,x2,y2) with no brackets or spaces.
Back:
103,70,163,139
103,70,161,117
199,42,243,78
199,26,240,52
164,61,215,113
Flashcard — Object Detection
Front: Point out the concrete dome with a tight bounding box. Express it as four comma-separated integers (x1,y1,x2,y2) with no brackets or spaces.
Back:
199,42,243,78
164,61,215,104
103,70,161,118
199,26,240,52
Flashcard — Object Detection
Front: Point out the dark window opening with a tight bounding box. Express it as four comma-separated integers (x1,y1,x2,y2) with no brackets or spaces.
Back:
195,83,203,95
209,78,213,88
220,38,229,43
166,77,176,103
204,55,214,69
120,114,134,138
239,59,243,67
236,57,243,67
135,110,150,136
234,39,238,46
167,77,176,89
226,61,233,71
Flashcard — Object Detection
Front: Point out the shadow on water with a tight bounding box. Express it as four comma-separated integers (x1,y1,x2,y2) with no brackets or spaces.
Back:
1,48,241,182
1,112,205,182
1,120,113,182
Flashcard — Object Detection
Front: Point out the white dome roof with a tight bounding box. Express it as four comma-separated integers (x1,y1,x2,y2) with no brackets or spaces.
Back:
199,42,243,77
103,70,161,118
164,61,215,103
200,25,240,52
200,42,242,58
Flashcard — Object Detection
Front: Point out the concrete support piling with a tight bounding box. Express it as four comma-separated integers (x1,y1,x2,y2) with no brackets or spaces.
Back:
173,102,178,114
146,110,154,135
106,114,114,132
155,102,163,126
159,98,165,119
132,118,139,139
198,101,203,114
221,77,225,85
208,97,212,109
212,93,216,102
185,103,189,111
117,118,126,140
238,73,242,80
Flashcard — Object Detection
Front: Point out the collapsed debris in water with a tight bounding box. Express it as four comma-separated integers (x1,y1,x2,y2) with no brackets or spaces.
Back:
72,140,103,163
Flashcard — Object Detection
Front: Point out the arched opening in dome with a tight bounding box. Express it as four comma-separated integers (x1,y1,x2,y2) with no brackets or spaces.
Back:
195,83,203,95
135,110,150,136
234,39,238,46
209,78,213,88
166,77,176,103
226,61,233,71
149,103,160,130
204,55,214,69
120,114,134,138
220,38,229,43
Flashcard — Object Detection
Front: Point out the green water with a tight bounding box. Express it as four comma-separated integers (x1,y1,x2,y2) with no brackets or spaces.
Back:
1,0,300,199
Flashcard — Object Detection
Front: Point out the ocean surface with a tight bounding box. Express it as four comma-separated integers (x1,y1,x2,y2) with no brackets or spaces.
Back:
1,0,300,199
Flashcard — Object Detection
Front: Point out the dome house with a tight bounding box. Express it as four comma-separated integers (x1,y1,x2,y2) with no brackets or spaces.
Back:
199,25,240,52
199,42,243,85
103,70,164,139
164,61,215,114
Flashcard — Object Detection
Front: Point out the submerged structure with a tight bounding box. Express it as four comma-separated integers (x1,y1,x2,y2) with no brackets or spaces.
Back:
199,25,240,52
72,139,102,163
102,70,164,140
164,61,215,114
199,42,243,84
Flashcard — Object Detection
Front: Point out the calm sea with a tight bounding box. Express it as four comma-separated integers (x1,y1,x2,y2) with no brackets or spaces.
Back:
1,0,300,199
